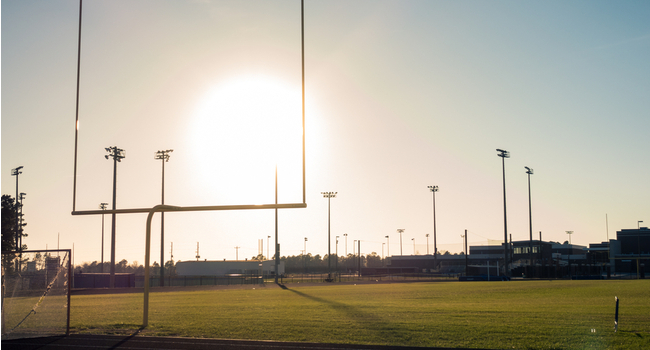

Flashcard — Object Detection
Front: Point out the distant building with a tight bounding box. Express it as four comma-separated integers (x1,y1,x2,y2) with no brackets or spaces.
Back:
176,260,284,277
386,227,649,279
608,227,649,275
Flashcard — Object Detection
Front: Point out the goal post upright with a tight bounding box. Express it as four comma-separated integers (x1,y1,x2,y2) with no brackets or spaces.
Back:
69,0,309,329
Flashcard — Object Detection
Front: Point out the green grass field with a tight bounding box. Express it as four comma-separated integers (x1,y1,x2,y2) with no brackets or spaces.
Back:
70,280,649,349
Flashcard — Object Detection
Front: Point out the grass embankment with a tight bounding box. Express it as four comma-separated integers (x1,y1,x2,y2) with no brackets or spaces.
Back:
71,280,649,349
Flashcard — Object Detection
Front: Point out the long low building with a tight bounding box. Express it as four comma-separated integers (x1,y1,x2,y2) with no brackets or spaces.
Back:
176,260,284,276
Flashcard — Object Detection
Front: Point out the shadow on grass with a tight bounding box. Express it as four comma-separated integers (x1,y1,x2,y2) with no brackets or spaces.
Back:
282,285,412,344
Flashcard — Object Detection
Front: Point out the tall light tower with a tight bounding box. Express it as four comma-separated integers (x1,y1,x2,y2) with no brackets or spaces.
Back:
12,166,23,251
566,231,573,244
155,149,173,287
304,237,308,274
397,229,405,255
427,185,439,268
411,238,416,255
99,202,108,273
344,233,348,256
426,234,430,255
105,146,125,288
525,166,534,269
385,235,390,256
335,236,339,275
321,192,337,281
497,149,510,277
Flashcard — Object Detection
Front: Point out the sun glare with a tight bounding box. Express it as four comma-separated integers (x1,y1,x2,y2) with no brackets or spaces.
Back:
188,75,302,204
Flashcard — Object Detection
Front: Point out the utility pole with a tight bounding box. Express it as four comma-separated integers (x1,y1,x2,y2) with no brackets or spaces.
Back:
105,147,125,288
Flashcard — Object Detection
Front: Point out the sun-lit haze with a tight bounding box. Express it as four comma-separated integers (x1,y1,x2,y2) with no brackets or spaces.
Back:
2,0,649,266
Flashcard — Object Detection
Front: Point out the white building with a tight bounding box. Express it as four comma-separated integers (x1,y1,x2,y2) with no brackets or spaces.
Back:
176,260,284,276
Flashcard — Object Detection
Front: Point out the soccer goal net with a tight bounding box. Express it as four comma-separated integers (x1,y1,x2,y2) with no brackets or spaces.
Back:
2,249,71,340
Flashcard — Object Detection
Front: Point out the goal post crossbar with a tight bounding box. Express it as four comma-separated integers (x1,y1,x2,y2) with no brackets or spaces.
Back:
71,202,306,216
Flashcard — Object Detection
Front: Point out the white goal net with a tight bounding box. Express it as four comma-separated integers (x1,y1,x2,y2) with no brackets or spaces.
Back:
2,249,71,340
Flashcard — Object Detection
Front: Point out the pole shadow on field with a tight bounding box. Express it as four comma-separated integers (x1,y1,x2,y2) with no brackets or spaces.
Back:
282,286,411,343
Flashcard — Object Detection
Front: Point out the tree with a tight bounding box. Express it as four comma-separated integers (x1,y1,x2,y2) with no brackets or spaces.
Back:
251,254,265,261
2,194,27,251
164,260,176,276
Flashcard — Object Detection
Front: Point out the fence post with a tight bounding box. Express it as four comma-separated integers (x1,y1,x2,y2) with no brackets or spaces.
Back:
614,296,619,332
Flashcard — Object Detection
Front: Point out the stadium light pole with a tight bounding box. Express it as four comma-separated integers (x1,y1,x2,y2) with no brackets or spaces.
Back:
357,240,361,277
428,185,439,268
497,149,510,277
566,231,573,244
525,166,534,269
385,235,390,256
321,192,337,281
397,229,405,255
12,166,23,251
99,202,108,273
344,233,348,256
335,236,339,276
412,238,416,255
304,237,308,274
155,149,173,287
426,234,430,255
105,146,125,288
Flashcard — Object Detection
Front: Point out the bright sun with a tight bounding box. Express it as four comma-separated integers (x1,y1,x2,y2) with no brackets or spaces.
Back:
188,75,303,205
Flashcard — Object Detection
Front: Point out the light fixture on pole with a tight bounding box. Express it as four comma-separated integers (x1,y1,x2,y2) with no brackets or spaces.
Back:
397,229,405,255
525,166,534,269
12,166,23,251
412,238,415,255
155,149,173,287
427,185,439,268
344,233,348,256
321,191,337,281
99,202,108,273
105,146,125,288
566,231,573,244
496,148,510,277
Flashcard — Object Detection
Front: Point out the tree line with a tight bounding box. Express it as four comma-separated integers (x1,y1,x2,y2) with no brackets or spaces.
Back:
72,249,466,276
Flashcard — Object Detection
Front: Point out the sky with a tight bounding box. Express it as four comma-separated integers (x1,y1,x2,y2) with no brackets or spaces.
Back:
2,0,649,266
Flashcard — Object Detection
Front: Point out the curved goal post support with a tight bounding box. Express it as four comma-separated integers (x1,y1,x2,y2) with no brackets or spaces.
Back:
142,202,306,327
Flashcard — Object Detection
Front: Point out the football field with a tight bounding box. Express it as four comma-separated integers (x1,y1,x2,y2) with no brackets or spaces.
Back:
67,280,649,349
